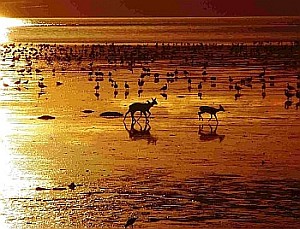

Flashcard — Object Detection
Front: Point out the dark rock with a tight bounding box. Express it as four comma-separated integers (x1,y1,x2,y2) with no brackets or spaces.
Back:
68,182,76,190
38,115,55,120
36,187,50,191
100,111,123,118
52,187,67,191
82,109,94,113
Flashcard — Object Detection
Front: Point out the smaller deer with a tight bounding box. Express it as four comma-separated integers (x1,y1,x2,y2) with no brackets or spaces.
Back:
124,98,158,123
198,105,225,122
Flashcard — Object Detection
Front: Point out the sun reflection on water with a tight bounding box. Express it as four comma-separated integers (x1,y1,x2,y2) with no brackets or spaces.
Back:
0,18,27,43
0,108,35,228
0,108,15,227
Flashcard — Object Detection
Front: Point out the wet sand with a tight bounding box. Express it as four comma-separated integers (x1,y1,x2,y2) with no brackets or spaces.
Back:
0,42,300,228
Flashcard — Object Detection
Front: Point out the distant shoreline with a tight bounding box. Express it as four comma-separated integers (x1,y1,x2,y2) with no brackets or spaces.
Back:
7,15,300,19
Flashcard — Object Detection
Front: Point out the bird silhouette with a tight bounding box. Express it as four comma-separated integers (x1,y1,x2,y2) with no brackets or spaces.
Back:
160,83,168,91
124,216,138,228
285,89,294,100
287,83,295,91
235,83,242,93
124,81,130,89
296,90,300,100
113,81,118,89
258,67,266,78
198,82,202,90
94,82,100,90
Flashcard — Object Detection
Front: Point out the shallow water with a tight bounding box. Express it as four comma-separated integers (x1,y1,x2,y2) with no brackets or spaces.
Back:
0,43,300,228
7,16,300,44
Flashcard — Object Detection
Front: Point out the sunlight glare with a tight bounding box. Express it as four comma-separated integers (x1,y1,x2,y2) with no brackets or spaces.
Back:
0,18,27,43
0,108,30,229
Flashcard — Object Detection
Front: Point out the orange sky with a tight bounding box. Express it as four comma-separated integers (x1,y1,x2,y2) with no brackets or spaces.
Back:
0,0,299,17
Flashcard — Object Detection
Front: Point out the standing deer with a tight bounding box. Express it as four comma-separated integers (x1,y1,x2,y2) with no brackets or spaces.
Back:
198,105,225,123
124,98,158,123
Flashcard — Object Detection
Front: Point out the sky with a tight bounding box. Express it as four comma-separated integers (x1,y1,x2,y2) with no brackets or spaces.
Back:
0,0,299,17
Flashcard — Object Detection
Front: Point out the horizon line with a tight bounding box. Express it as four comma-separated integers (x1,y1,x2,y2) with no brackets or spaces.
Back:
3,15,300,19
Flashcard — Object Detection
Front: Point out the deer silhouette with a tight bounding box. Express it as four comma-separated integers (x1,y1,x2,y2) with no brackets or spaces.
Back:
198,105,225,123
124,98,157,123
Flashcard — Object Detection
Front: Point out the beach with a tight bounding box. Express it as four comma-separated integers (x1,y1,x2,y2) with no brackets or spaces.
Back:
0,17,300,229
0,17,300,228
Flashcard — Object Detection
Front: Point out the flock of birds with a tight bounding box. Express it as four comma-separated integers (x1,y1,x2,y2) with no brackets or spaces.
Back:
83,64,300,109
0,42,299,117
85,66,300,113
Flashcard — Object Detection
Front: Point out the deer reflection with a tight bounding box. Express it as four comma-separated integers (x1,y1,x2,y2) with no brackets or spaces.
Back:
198,124,225,142
160,92,168,100
124,122,157,144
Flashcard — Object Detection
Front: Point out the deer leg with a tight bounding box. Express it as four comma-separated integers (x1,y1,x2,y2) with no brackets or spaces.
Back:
131,111,136,124
136,111,143,122
143,111,148,120
147,111,151,118
123,111,129,122
143,111,151,123
123,111,129,121
136,121,142,129
198,112,203,121
214,114,219,123
208,114,212,121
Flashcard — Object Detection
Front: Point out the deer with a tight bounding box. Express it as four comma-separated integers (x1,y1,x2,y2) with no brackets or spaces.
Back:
198,105,225,123
124,98,158,123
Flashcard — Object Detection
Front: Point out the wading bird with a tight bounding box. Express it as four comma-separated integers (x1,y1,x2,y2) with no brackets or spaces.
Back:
124,216,138,228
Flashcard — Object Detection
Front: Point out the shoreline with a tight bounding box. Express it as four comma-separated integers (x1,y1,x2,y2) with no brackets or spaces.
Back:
0,38,300,228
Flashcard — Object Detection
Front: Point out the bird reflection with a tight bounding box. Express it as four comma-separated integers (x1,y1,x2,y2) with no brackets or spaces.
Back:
234,93,241,100
95,91,100,100
38,91,46,98
125,90,129,99
160,92,167,100
138,89,143,97
124,121,157,144
114,89,118,98
198,124,225,142
198,91,202,99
